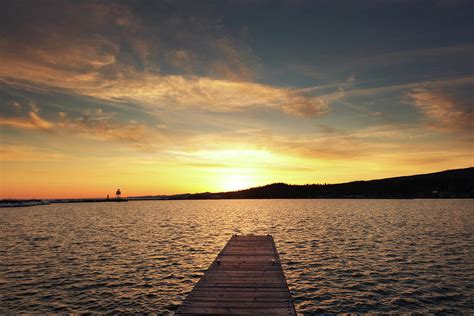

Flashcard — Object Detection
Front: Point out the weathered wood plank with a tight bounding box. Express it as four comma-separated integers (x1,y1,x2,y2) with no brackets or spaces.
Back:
185,297,290,302
175,235,296,315
189,292,289,299
176,307,295,315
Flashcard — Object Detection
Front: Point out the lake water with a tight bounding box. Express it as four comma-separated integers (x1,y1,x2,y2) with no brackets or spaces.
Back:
1,199,473,314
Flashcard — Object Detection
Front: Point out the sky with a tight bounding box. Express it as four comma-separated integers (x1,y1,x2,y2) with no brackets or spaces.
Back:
0,0,473,198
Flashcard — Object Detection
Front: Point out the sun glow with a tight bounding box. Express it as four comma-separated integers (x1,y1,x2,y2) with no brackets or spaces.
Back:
222,173,255,192
186,149,277,192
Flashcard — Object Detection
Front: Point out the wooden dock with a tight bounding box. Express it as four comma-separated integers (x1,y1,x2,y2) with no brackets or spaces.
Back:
176,235,296,315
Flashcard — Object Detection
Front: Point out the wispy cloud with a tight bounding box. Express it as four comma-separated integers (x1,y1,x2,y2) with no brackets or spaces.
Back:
0,110,54,131
0,1,329,118
57,109,150,144
0,104,152,146
86,73,331,117
349,44,474,70
407,88,474,132
0,64,331,117
0,144,64,161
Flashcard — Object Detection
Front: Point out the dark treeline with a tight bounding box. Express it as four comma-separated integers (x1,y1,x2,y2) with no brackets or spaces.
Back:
182,167,474,199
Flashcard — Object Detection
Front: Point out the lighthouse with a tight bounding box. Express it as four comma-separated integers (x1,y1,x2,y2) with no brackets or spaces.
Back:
116,188,121,199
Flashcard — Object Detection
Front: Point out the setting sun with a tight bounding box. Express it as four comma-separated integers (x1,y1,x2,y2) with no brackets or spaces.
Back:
221,173,255,192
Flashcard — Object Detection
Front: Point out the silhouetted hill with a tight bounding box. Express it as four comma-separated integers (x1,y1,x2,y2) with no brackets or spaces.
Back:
178,167,473,199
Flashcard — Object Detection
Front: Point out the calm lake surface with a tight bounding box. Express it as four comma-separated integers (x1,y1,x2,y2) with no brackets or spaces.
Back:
1,199,473,314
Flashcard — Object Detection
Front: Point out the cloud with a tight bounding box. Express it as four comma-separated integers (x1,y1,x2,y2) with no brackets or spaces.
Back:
300,74,474,99
0,1,330,118
290,43,474,88
0,145,64,161
407,88,474,132
29,112,54,130
346,74,356,82
208,37,260,81
85,73,331,117
57,109,149,143
0,111,54,131
166,49,195,73
283,98,327,117
11,101,22,111
180,126,366,161
0,103,152,145
1,1,470,160
0,1,141,71
1,62,331,117
0,0,261,82
395,151,474,167
193,122,453,162
351,44,474,70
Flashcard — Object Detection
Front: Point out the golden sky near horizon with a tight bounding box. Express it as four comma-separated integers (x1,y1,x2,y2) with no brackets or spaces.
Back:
1,1,473,198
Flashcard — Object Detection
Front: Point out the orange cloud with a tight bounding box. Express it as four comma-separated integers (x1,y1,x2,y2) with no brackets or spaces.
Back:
57,109,149,143
209,37,260,81
407,88,474,132
29,112,54,130
0,2,331,118
86,73,331,117
166,49,195,73
0,145,64,161
0,58,331,117
0,106,151,146
0,112,54,131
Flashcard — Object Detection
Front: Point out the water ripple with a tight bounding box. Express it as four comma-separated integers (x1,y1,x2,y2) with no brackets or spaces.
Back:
0,199,473,314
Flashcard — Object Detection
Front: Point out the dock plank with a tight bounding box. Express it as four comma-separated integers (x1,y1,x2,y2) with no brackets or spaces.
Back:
175,235,296,315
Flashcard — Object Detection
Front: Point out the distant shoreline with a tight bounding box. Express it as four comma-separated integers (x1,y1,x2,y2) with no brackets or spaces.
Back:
129,167,473,201
2,167,473,207
2,196,473,209
0,198,128,208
